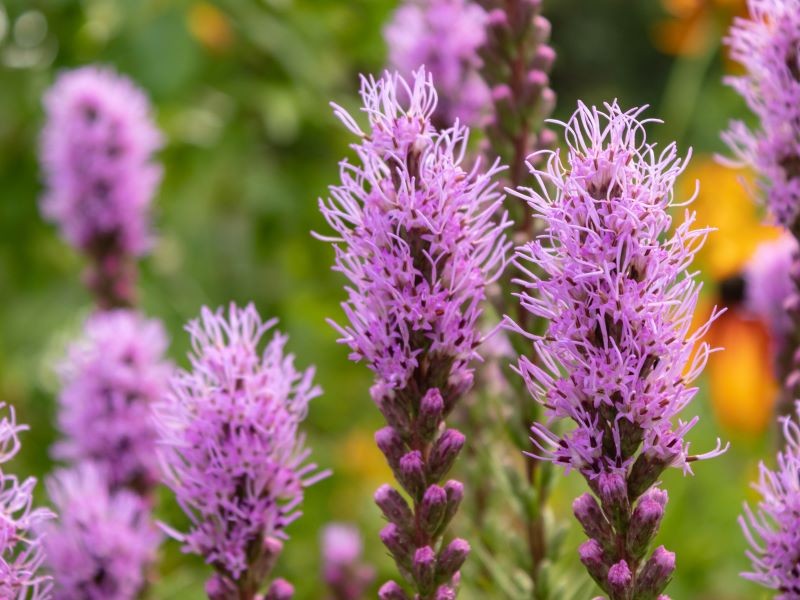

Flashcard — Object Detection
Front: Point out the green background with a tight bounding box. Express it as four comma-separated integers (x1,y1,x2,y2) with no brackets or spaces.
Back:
0,0,774,598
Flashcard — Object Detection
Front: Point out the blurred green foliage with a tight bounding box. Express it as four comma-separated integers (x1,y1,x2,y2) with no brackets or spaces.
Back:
0,0,776,598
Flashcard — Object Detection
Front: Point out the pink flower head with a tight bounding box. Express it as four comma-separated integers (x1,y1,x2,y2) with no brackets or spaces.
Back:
319,69,510,404
53,309,170,494
385,0,489,128
741,407,800,597
156,304,327,584
743,233,797,340
721,0,800,229
39,66,163,255
510,101,727,480
42,462,159,600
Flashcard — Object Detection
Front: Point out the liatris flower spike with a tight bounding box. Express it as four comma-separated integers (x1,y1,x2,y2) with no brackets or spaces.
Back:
318,69,510,598
385,0,489,129
721,0,800,233
41,462,160,600
509,102,727,599
321,523,375,600
39,66,163,308
479,0,557,191
156,303,328,599
740,403,800,597
52,310,170,496
0,404,52,599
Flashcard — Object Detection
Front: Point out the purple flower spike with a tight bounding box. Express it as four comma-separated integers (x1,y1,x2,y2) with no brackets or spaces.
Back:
39,66,163,308
385,0,489,128
740,407,800,597
321,523,375,600
156,303,327,598
0,404,52,599
42,462,159,600
319,69,510,597
509,101,727,598
721,0,800,231
53,309,170,496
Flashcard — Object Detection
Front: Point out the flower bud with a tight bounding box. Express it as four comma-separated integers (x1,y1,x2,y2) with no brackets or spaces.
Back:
532,44,556,73
265,578,294,600
436,480,464,535
573,493,614,549
596,473,630,530
206,574,237,600
578,539,608,588
418,388,444,441
627,489,667,559
435,584,457,600
378,581,410,600
427,429,465,481
635,546,676,598
419,485,448,535
533,15,551,43
379,523,414,570
398,451,427,499
375,427,406,469
412,546,437,594
436,538,470,583
375,484,413,529
607,560,632,599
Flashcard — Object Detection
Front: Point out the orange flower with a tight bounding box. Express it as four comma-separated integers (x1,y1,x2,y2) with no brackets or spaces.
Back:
187,3,233,54
707,308,777,435
653,0,745,56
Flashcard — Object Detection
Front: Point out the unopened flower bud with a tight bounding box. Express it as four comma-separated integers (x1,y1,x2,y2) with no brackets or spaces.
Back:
418,388,444,440
375,427,406,469
607,560,633,599
398,450,427,499
595,473,630,530
412,546,437,594
419,485,448,535
375,484,413,529
428,429,465,481
636,546,676,598
265,578,294,600
380,523,414,570
578,539,608,588
573,493,614,549
378,580,410,600
436,538,470,583
627,489,667,559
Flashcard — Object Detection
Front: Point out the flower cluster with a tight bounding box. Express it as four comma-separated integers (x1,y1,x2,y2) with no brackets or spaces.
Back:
39,66,163,307
385,0,489,129
156,303,326,597
41,463,160,600
0,404,52,599
510,102,726,599
52,309,170,495
721,0,800,231
478,0,557,190
321,523,374,600
740,405,800,598
320,69,509,598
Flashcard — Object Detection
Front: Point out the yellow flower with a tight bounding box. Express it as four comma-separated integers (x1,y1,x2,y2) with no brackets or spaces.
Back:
680,159,781,279
187,3,233,54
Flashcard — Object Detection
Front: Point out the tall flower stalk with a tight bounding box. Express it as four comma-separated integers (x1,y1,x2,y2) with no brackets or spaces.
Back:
509,102,727,599
39,66,163,309
0,403,53,599
318,69,510,598
155,304,327,599
721,0,800,416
